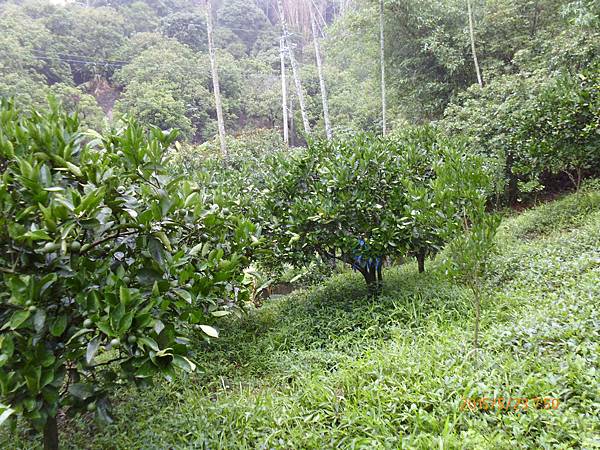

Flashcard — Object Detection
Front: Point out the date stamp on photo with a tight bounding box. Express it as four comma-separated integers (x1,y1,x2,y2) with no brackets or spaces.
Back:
460,397,560,412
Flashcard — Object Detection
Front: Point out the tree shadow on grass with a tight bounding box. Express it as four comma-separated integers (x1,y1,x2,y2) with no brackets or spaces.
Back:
196,265,469,380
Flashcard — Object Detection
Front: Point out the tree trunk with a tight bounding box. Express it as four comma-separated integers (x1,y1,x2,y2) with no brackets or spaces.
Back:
205,0,227,157
43,416,59,450
467,0,483,87
361,265,383,297
278,0,311,136
279,36,289,145
379,0,387,135
289,88,295,146
376,262,383,296
505,151,518,205
416,252,425,273
310,5,332,140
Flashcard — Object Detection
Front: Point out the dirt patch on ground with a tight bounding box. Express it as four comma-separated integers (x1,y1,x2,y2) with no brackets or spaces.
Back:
86,77,120,119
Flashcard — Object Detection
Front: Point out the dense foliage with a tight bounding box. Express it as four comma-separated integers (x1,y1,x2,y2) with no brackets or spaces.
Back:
5,188,598,449
260,130,492,294
443,66,600,201
0,100,258,448
1,0,600,447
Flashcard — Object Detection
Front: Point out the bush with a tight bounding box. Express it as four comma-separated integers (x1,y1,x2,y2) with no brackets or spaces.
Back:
524,68,600,189
260,129,492,296
0,100,258,449
442,66,600,202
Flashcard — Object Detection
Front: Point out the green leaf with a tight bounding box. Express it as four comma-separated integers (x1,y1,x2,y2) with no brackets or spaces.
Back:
155,348,173,358
188,242,203,257
173,288,192,304
66,328,92,345
49,314,67,337
65,162,83,178
138,336,159,351
20,230,51,241
86,336,101,365
24,365,41,392
136,268,162,285
155,231,172,252
7,310,30,330
109,304,125,332
95,398,114,424
119,286,131,306
117,311,134,334
33,309,46,333
0,336,14,368
148,237,163,265
172,355,197,373
0,405,15,426
68,383,94,400
199,325,219,338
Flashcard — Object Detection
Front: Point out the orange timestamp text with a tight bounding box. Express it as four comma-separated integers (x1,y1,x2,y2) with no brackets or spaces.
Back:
460,397,560,411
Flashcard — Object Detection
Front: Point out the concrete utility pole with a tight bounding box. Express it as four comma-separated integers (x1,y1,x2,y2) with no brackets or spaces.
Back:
205,0,227,156
379,0,387,135
280,36,289,145
310,3,332,140
278,0,311,136
467,0,483,87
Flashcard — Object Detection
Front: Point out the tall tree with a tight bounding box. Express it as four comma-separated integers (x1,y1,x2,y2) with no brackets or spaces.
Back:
278,0,311,136
205,0,228,156
280,35,289,145
310,1,333,140
467,0,483,87
379,0,387,135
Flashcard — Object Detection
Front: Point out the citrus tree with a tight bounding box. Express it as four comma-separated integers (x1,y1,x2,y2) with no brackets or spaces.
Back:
524,67,600,189
0,100,258,449
260,131,492,296
444,202,501,349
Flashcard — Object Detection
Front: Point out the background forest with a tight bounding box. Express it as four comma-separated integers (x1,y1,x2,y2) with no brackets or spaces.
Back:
1,0,596,134
2,0,599,199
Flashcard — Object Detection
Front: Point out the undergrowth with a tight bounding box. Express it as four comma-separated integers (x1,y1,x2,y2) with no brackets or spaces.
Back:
3,189,600,449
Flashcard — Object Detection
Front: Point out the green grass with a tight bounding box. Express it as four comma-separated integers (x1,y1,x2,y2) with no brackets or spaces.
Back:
4,189,600,449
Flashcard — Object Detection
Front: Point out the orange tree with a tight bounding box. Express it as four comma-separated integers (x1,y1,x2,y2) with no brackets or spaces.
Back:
259,131,492,296
0,100,258,449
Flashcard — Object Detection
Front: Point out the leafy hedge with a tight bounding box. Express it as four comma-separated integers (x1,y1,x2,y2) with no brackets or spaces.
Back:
443,66,600,202
0,99,258,448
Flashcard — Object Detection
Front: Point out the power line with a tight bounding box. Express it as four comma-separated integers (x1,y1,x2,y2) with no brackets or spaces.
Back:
27,53,281,82
31,51,129,67
29,55,127,68
215,25,281,36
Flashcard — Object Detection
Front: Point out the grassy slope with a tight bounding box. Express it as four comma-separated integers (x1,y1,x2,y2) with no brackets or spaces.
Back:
5,189,600,449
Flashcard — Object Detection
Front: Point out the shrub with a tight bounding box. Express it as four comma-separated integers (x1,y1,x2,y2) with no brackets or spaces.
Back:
0,99,258,449
442,66,600,202
444,202,501,349
524,68,600,189
260,130,492,296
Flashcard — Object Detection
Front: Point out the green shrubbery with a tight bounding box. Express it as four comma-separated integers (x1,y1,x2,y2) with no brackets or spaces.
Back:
5,188,597,449
0,100,258,449
259,129,493,295
443,66,600,202
3,93,596,448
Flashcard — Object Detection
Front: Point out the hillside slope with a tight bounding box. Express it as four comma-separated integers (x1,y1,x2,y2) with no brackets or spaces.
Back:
5,188,600,449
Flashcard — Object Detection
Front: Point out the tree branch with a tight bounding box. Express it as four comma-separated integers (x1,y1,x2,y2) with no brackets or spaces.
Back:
80,227,140,254
91,355,129,369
